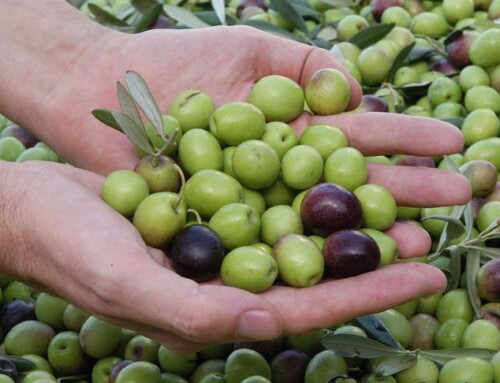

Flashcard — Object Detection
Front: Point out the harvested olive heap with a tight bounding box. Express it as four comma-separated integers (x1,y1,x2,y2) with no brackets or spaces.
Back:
0,0,500,382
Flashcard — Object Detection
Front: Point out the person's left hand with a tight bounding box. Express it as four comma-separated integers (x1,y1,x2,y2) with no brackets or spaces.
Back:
1,160,449,353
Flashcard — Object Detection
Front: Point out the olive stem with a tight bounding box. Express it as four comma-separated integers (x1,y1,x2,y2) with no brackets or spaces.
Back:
156,127,180,158
187,208,202,225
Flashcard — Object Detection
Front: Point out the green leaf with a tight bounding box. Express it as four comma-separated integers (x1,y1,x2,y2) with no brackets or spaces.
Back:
312,37,333,49
269,0,308,33
321,334,402,359
443,155,461,173
447,247,462,291
91,109,123,131
466,249,482,318
480,219,500,236
408,45,436,62
194,10,237,26
348,23,395,49
211,0,226,25
280,0,319,19
398,81,432,100
124,71,163,136
420,348,497,365
434,207,467,254
6,356,37,372
463,201,474,242
131,0,160,12
315,26,337,42
87,3,129,26
237,19,304,42
352,315,401,350
163,4,211,28
66,0,87,8
374,354,417,376
131,2,163,32
117,82,144,130
387,42,416,83
443,29,466,46
111,110,154,154
474,246,500,259
439,117,465,129
115,3,137,20
319,0,353,6
421,215,464,227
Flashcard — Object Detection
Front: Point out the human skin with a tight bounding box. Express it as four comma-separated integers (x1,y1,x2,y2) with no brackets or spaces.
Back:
0,1,471,352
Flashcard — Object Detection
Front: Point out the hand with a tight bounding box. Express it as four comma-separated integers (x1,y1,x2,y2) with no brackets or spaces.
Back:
0,161,455,354
0,1,472,353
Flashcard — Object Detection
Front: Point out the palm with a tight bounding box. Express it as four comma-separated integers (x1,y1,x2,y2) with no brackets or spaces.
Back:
41,26,362,174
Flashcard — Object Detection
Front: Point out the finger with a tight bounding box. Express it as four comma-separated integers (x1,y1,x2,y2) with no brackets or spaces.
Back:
293,112,464,156
255,30,362,110
261,262,446,334
367,163,472,207
21,161,105,193
384,221,432,259
295,47,363,111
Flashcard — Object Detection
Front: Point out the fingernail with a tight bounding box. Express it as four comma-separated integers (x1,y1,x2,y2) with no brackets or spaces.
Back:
237,310,281,340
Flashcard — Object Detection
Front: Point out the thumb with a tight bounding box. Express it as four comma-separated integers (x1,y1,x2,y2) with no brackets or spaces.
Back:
298,47,363,111
107,259,283,348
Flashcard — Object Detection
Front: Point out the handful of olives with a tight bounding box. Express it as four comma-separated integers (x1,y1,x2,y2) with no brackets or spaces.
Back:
95,69,394,293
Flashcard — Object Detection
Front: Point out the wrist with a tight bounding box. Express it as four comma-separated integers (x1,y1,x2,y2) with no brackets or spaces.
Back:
0,1,126,138
0,161,31,279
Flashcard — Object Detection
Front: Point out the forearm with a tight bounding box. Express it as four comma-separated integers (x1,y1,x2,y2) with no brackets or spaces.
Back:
0,1,118,134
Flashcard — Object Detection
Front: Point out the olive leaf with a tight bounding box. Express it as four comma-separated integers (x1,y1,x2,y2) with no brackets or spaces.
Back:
480,219,500,236
130,2,163,32
447,247,463,291
463,202,475,244
124,70,164,136
6,355,37,372
237,19,304,42
163,4,211,28
408,45,436,62
211,0,226,25
397,81,432,100
352,315,401,350
312,37,334,49
438,116,465,129
348,23,395,49
289,0,320,19
91,109,123,131
269,0,308,34
474,246,500,259
87,3,130,26
387,42,416,83
66,0,87,8
319,0,353,7
374,354,417,376
132,0,160,12
117,81,144,131
436,211,467,255
321,334,402,359
110,110,155,154
443,29,466,46
419,347,497,365
465,249,482,318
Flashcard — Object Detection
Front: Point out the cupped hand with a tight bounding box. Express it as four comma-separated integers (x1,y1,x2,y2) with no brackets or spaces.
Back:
1,3,474,353
1,161,451,353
